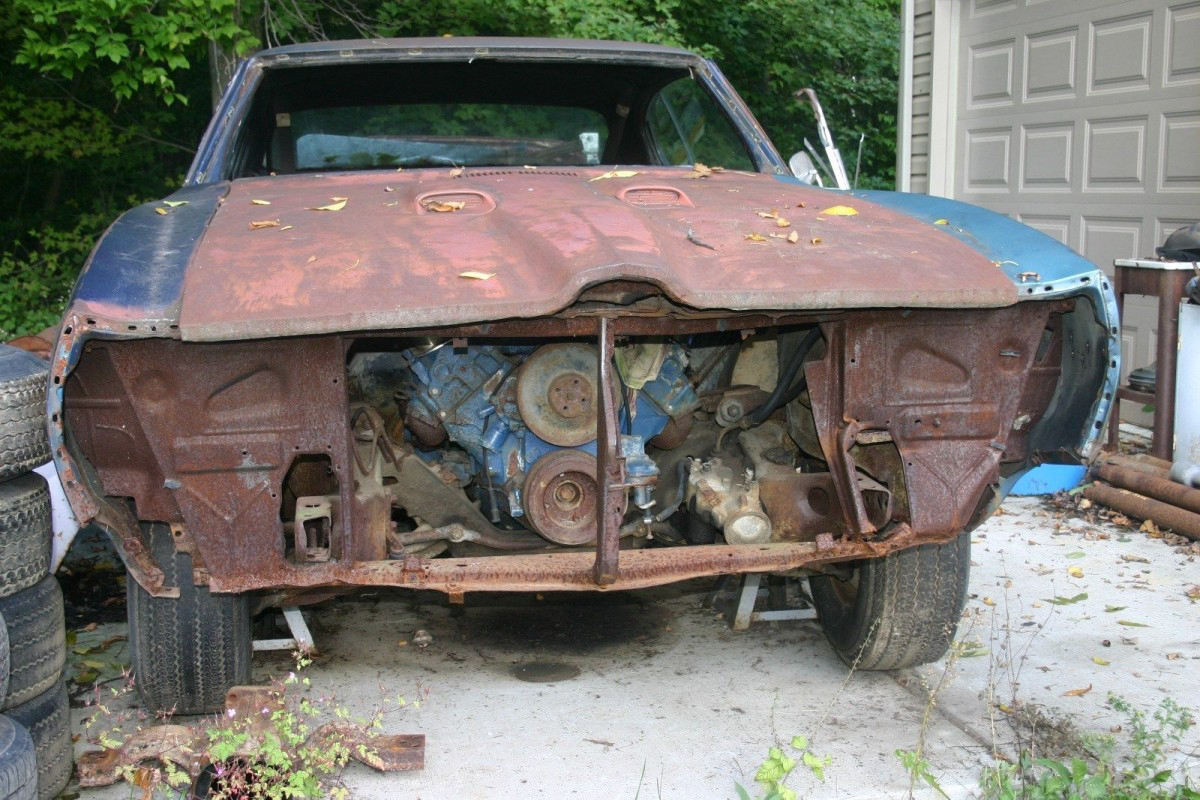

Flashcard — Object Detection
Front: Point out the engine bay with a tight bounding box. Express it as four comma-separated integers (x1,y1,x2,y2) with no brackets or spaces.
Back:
337,326,883,560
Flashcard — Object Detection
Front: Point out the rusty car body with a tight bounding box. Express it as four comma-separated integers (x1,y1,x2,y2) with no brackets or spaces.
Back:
49,38,1118,712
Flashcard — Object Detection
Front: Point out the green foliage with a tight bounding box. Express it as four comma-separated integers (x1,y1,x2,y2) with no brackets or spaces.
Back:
0,214,107,339
736,735,831,800
13,0,256,105
980,694,1200,800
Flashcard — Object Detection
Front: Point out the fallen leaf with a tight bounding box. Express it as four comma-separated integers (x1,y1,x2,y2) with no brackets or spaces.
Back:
775,217,791,228
821,205,859,216
1117,620,1150,627
786,230,799,243
744,233,768,242
795,201,806,208
81,622,98,632
309,199,347,211
685,163,714,179
1067,565,1084,578
1140,519,1162,537
1166,652,1181,660
459,271,496,280
523,165,538,170
756,210,780,219
982,597,996,606
1186,585,1200,600
1092,656,1110,666
250,199,271,205
1063,684,1092,697
384,186,395,193
933,218,948,225
997,704,1012,713
588,169,638,181
154,207,168,216
809,236,822,245
1104,605,1127,612
307,255,317,263
163,200,188,208
280,225,294,231
1120,553,1149,563
249,219,280,229
83,659,106,669
1111,513,1131,526
1044,593,1088,605
449,166,464,178
425,200,466,213
1066,551,1085,559
1079,498,1093,509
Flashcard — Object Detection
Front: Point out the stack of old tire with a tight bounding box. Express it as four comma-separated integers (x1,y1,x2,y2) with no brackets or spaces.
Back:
0,345,71,799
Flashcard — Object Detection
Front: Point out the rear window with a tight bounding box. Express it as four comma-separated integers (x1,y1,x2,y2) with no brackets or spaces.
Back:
287,104,608,170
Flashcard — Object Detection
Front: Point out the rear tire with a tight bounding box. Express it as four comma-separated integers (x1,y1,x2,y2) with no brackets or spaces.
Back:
0,347,50,481
809,531,970,670
127,524,251,715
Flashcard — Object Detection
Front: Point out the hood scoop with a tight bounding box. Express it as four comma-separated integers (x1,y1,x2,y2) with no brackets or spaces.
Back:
620,186,691,208
416,190,496,215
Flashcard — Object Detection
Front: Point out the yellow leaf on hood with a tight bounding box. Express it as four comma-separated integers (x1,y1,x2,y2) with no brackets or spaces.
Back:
459,271,496,280
449,166,464,178
154,207,169,215
588,170,639,182
425,200,467,213
821,205,859,216
775,217,791,228
809,237,823,245
309,199,347,211
1063,684,1092,697
756,210,779,219
249,219,280,229
934,218,948,225
251,199,271,205
163,200,188,208
787,230,799,243
744,233,768,242
1092,657,1110,666
685,163,714,179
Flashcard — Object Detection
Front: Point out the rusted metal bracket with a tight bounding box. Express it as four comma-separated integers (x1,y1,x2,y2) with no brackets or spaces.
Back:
594,317,624,585
76,685,424,789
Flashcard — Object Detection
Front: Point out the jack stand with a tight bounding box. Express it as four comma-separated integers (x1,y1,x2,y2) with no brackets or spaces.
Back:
708,573,818,631
252,606,316,653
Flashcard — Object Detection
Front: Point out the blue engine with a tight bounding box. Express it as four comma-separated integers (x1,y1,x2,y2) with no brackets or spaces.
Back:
401,341,696,535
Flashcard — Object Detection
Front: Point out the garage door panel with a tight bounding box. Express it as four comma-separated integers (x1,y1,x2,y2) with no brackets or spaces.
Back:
1165,2,1200,86
1087,12,1153,94
1024,27,1079,102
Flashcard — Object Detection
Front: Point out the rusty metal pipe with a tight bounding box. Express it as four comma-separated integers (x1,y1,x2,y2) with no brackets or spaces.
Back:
1092,462,1200,515
1082,482,1200,540
1098,454,1170,479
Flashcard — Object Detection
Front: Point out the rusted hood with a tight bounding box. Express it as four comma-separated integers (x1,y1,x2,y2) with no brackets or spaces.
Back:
180,168,1016,340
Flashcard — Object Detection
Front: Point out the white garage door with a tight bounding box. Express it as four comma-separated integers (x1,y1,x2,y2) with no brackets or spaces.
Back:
953,0,1200,405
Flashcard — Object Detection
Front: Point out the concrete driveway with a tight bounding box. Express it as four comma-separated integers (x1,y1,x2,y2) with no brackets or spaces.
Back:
64,495,1200,798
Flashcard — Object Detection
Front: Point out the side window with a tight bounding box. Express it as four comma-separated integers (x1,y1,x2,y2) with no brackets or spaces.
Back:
645,79,755,170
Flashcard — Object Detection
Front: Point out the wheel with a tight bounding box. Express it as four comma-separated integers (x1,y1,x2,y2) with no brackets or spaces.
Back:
0,475,51,599
0,347,50,481
809,531,971,670
6,682,69,800
0,578,64,711
0,715,36,800
127,524,251,715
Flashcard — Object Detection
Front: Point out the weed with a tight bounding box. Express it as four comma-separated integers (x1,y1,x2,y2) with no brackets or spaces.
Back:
979,693,1198,800
735,735,832,800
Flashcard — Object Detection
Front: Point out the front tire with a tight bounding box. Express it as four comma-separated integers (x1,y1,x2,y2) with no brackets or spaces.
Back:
809,531,970,670
127,524,251,715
